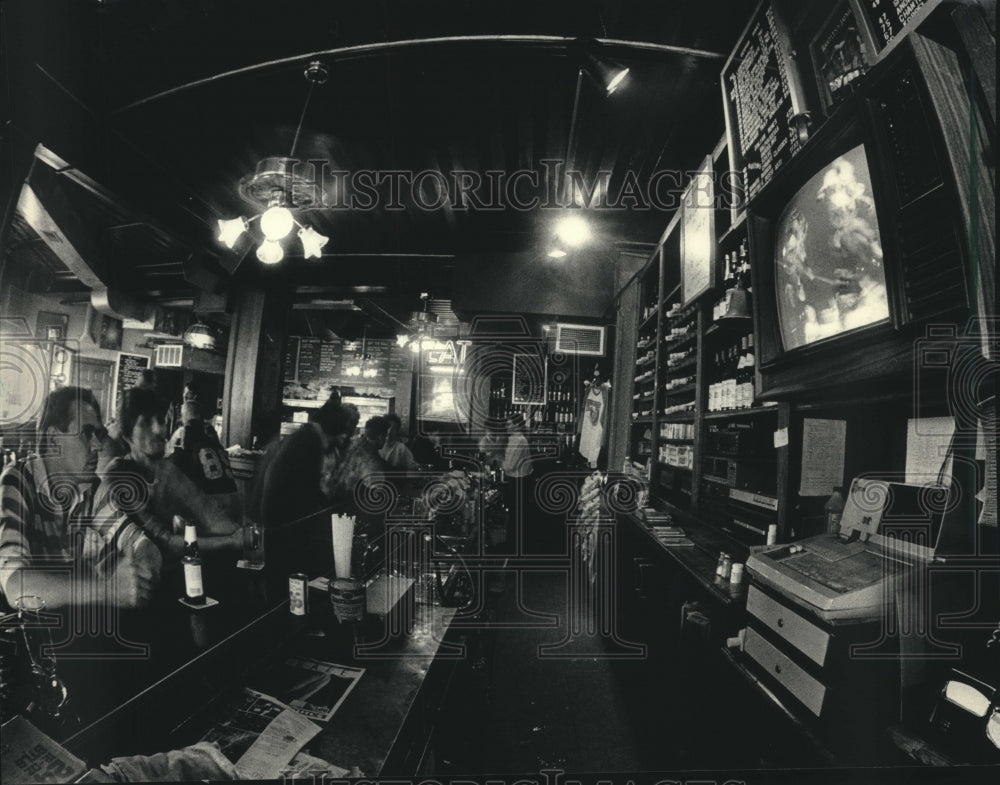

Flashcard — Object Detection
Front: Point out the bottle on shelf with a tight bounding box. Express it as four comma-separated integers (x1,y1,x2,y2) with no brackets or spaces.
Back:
825,487,846,534
180,518,206,605
744,333,756,408
735,335,749,409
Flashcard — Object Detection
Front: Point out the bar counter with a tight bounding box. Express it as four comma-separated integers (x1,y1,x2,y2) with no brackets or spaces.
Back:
41,509,465,777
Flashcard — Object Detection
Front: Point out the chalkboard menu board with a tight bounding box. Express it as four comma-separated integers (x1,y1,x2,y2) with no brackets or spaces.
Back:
722,0,809,203
853,0,934,52
282,336,408,402
113,352,151,412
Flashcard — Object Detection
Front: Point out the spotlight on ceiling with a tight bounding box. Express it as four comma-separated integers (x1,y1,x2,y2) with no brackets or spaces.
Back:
583,51,630,95
554,214,592,247
548,248,568,259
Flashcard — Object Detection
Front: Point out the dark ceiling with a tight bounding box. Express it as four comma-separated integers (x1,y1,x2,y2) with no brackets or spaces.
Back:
1,0,751,333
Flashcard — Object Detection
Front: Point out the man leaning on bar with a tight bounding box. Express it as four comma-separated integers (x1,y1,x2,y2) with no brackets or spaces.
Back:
0,387,155,610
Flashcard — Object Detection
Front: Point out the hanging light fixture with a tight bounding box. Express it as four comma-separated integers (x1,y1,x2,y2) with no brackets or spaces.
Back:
217,60,330,262
183,320,218,351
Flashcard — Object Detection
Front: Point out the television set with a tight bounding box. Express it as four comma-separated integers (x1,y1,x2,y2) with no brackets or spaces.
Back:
747,41,971,400
773,144,889,352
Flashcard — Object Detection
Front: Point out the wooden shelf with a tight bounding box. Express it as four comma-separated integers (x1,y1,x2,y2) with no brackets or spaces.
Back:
704,406,780,420
630,416,654,425
663,332,697,350
662,357,697,375
659,462,692,472
704,318,753,338
282,398,324,408
659,411,696,423
662,382,696,397
659,437,694,444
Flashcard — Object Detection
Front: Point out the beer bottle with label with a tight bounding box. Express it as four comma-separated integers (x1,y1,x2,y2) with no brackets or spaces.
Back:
180,519,206,605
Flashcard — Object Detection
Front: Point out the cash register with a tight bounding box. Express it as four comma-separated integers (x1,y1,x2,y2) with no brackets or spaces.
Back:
747,478,948,622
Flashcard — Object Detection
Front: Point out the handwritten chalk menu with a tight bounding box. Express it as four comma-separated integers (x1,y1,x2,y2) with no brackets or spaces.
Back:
722,0,807,202
113,352,150,412
283,336,407,399
854,0,934,52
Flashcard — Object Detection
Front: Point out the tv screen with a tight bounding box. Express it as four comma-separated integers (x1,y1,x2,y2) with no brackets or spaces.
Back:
774,144,889,351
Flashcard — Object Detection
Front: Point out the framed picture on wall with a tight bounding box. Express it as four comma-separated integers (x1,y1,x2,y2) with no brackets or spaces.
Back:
98,315,124,350
35,311,69,341
810,1,872,113
680,155,717,306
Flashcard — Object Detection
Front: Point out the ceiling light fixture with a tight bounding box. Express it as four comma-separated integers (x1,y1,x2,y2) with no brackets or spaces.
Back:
555,214,592,247
217,60,330,262
547,248,567,259
183,320,218,351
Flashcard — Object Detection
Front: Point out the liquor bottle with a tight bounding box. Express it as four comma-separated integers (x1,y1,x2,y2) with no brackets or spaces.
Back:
824,487,846,534
181,520,206,605
744,333,756,407
735,336,748,409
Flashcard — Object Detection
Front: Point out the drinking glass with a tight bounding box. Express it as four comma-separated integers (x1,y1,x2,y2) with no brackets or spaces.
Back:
239,520,266,570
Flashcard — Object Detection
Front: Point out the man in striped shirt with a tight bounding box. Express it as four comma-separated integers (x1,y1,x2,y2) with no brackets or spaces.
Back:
0,387,154,609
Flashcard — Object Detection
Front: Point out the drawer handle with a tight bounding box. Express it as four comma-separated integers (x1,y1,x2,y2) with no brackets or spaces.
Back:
774,664,782,674
777,617,784,628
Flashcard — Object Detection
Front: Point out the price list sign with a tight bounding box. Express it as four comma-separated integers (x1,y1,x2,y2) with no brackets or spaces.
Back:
722,0,807,203
854,0,933,52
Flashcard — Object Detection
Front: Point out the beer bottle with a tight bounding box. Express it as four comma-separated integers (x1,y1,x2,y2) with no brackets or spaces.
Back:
181,519,206,605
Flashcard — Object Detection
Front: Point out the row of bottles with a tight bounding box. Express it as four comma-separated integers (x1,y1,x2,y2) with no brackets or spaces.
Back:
708,333,756,411
547,388,574,403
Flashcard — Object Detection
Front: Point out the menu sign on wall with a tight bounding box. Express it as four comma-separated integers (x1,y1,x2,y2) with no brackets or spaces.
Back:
113,352,151,413
722,0,809,203
852,0,935,52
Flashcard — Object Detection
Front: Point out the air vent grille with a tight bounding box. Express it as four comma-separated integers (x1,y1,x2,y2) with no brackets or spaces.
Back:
154,344,184,368
554,323,606,356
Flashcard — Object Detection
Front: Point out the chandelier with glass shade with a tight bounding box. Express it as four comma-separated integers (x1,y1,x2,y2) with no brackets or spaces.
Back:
217,61,330,264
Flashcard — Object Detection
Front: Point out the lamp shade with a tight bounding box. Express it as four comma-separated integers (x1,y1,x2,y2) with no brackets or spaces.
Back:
298,226,329,259
217,217,248,248
183,321,217,351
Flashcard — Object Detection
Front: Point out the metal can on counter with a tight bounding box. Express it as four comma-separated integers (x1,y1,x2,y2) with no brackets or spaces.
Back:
720,553,732,581
288,573,309,615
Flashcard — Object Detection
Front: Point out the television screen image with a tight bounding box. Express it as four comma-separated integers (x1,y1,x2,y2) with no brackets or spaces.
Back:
774,144,889,352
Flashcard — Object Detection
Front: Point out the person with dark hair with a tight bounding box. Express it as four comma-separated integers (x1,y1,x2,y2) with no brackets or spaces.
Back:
94,388,242,562
322,416,388,499
135,369,158,390
0,386,154,609
379,413,417,471
249,391,356,526
166,401,241,522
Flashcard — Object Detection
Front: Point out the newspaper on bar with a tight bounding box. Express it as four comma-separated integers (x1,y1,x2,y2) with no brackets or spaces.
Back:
200,688,321,780
249,656,365,722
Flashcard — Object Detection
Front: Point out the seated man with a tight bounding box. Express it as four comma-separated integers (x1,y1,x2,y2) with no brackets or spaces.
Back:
0,387,155,609
95,388,242,562
379,413,418,471
166,401,241,522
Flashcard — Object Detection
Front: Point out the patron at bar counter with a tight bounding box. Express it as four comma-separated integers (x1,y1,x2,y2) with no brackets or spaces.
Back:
0,0,995,781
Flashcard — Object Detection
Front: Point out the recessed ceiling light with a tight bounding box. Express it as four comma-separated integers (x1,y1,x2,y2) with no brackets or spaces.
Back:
555,214,591,247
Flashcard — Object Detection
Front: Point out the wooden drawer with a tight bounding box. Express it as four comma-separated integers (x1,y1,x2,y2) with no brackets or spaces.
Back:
747,585,831,667
745,627,828,717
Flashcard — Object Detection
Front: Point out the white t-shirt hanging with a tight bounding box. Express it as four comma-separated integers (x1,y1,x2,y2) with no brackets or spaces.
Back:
579,382,610,466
